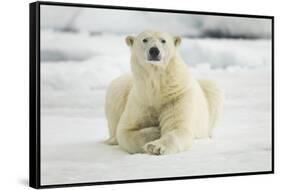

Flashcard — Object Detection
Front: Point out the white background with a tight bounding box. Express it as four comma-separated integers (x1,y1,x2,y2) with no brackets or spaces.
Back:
0,0,278,189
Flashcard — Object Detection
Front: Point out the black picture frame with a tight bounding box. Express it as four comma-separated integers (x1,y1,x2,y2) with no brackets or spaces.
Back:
29,1,274,189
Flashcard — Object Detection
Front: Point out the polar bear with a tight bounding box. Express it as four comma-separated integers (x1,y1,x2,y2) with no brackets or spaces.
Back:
105,31,224,155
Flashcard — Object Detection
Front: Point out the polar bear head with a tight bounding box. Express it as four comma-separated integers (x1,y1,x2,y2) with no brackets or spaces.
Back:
126,31,181,66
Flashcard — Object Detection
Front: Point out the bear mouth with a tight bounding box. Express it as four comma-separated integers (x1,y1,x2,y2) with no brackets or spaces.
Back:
148,56,161,62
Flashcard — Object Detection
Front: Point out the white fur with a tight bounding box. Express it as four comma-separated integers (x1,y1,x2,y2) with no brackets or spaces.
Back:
105,31,224,155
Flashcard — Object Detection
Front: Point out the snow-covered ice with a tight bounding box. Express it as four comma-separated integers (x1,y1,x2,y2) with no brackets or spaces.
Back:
41,5,271,38
40,31,272,185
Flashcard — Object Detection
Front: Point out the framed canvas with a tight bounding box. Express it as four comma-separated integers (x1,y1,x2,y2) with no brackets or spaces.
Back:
29,1,274,189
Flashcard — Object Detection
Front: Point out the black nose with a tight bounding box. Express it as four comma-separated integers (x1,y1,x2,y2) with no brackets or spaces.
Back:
149,47,160,57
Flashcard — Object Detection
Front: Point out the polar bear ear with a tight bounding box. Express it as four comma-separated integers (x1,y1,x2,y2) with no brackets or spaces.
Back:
125,36,135,47
174,36,182,47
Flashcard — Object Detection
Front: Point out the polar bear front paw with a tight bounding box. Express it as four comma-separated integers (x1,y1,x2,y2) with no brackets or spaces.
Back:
143,140,168,155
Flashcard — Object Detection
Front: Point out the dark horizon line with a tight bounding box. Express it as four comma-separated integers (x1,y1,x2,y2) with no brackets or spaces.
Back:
41,28,272,40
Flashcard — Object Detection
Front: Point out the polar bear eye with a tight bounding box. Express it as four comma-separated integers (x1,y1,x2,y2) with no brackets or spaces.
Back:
143,39,148,43
161,39,166,43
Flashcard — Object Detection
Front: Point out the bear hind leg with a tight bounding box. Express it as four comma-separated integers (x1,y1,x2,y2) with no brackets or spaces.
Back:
198,79,224,137
105,74,132,145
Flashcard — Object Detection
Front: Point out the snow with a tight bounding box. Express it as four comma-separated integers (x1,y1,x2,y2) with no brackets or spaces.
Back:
41,31,271,92
41,5,272,38
40,31,272,185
